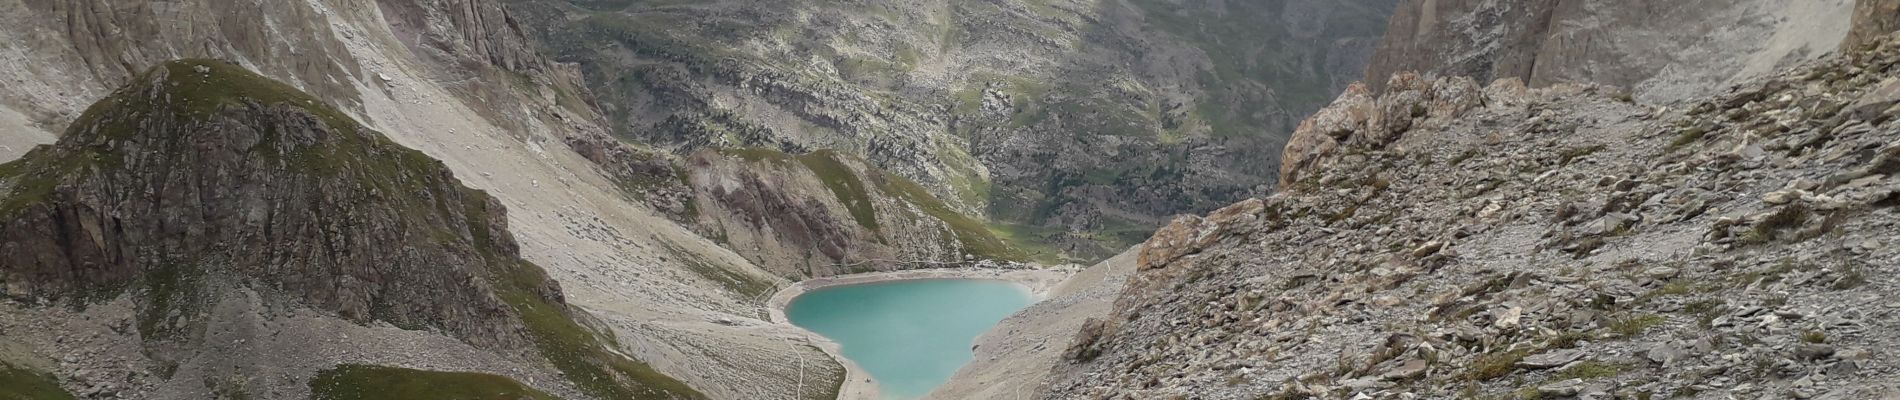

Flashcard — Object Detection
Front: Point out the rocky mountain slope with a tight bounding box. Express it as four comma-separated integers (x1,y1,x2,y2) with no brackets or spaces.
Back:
683,147,1041,277
505,0,1398,261
0,1,851,399
0,60,700,399
1366,0,1856,102
1042,30,1900,400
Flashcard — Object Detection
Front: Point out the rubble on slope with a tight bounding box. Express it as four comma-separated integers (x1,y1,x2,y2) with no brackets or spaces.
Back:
1046,32,1900,400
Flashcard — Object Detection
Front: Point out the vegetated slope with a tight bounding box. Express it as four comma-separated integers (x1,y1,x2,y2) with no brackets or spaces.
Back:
0,1,850,398
1045,33,1900,399
1366,0,1856,102
684,148,1051,279
0,60,701,399
591,142,1054,280
506,0,1398,261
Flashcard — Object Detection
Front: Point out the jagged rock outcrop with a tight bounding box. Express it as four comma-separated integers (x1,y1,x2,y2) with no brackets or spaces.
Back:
1366,0,1856,102
1,60,537,347
1046,32,1900,400
505,0,1399,261
0,60,703,400
1848,0,1900,51
1279,73,1488,188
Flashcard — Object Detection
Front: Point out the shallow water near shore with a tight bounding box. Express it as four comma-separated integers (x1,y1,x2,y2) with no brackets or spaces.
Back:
785,279,1034,399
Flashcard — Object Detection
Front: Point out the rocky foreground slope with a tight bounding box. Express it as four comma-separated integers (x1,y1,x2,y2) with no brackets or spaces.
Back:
1045,32,1900,400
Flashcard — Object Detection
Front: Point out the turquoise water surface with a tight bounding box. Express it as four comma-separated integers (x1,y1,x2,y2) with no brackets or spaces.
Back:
785,279,1033,399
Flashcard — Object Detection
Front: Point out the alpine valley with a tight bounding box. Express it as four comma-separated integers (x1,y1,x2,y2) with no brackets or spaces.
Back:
1,1,1898,399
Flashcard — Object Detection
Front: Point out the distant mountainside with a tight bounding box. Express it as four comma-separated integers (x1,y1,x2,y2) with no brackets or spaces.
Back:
505,0,1398,261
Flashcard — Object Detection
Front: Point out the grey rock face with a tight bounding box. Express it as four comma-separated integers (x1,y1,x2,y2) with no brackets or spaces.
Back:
1,61,541,349
1366,0,1856,102
1847,0,1900,51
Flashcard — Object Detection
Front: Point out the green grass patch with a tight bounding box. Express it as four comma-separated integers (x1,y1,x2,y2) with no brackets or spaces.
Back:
872,170,1028,262
1741,204,1810,244
308,364,558,400
721,148,795,163
1666,125,1713,152
1683,299,1729,328
1834,266,1869,290
985,223,1069,265
1607,314,1666,338
1543,330,1595,350
136,262,206,340
794,150,880,232
0,146,100,219
492,264,706,400
952,85,985,115
133,60,360,138
1557,145,1606,166
1465,347,1534,381
935,142,992,211
0,362,74,400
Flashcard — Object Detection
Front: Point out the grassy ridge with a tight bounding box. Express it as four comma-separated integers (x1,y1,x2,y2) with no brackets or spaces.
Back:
794,150,881,233
870,168,1028,262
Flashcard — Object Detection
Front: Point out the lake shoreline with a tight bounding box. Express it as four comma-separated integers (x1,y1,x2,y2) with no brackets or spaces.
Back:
766,267,1078,400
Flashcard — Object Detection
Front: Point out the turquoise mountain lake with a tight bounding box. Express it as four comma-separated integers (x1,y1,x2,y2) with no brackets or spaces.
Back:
785,279,1034,399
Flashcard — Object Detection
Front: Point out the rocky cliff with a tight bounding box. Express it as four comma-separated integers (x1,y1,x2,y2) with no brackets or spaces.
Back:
1366,0,1856,102
0,60,702,399
1849,0,1900,51
1043,31,1900,400
505,0,1398,261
